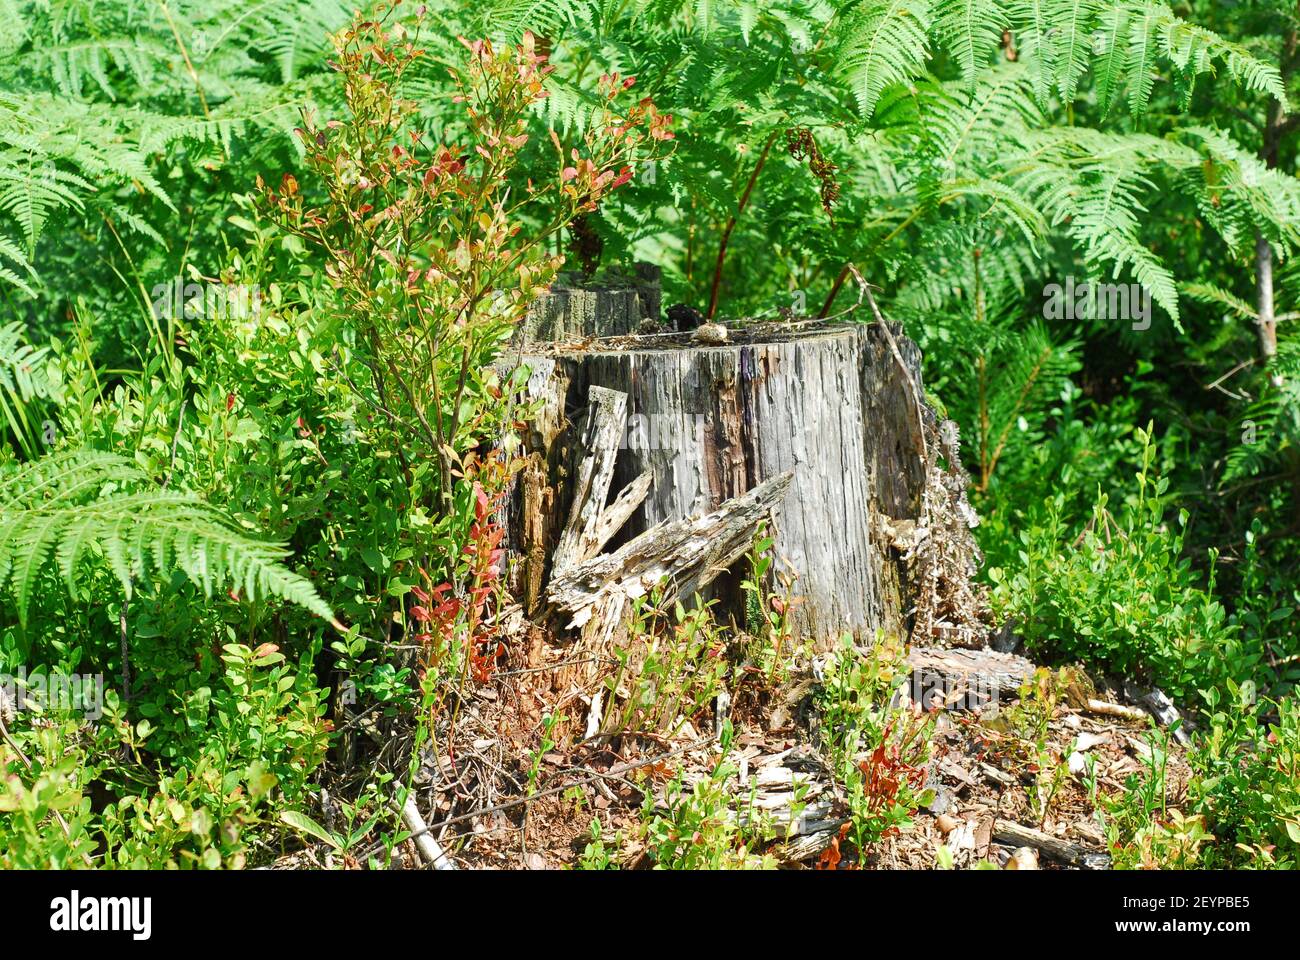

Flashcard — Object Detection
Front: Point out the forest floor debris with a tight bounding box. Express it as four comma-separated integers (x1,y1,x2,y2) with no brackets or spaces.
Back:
285,632,1190,870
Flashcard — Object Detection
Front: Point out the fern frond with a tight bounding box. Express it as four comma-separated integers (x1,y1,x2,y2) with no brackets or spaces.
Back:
925,63,1039,169
0,321,56,457
1182,281,1257,321
1071,167,1179,322
478,0,603,39
833,0,932,118
1222,341,1300,483
1006,0,1055,104
1092,0,1130,114
934,0,1006,89
1182,126,1300,255
0,234,36,296
0,449,333,626
1051,0,1101,102
1125,0,1162,115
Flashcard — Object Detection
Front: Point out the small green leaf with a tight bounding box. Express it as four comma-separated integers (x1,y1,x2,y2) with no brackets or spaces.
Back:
280,810,341,850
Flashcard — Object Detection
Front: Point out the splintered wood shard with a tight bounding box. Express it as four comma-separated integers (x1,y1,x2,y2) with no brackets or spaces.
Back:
904,646,1037,709
547,470,795,631
551,387,651,575
586,469,653,560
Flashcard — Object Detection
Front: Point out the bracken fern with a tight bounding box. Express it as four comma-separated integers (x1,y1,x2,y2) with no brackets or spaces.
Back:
0,449,332,626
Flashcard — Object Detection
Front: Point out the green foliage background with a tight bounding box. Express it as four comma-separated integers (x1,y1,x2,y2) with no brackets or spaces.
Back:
2,0,1299,869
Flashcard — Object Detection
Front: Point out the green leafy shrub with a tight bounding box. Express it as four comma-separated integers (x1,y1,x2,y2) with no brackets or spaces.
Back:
1185,685,1300,868
1099,687,1300,870
638,725,776,871
816,637,933,859
0,713,100,869
602,595,730,740
989,426,1246,698
256,6,669,518
0,641,327,869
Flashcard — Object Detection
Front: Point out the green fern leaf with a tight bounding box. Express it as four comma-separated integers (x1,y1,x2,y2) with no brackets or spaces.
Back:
0,450,334,626
834,0,932,118
934,0,1006,89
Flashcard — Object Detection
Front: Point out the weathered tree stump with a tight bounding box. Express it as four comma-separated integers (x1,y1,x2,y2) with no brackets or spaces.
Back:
503,274,985,649
513,263,660,347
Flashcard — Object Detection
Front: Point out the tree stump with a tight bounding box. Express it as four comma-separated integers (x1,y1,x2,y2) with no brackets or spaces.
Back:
503,275,986,649
513,263,660,347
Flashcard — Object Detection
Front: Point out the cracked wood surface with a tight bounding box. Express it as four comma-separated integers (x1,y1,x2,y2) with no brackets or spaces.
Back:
513,322,932,645
505,272,981,647
547,471,795,630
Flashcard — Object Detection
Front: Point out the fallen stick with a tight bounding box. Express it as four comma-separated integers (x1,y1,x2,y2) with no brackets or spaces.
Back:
992,820,1109,869
400,795,458,871
1085,698,1148,723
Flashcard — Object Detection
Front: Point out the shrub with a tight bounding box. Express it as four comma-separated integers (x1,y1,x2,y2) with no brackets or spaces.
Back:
257,5,669,522
0,641,328,869
815,637,933,860
989,426,1246,699
1186,686,1300,868
638,724,776,871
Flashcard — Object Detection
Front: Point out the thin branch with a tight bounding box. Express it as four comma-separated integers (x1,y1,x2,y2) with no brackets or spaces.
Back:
707,128,782,319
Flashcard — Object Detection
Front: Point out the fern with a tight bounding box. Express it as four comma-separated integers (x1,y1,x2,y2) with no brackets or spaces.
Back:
1182,281,1257,322
1052,0,1101,102
934,0,1006,89
0,0,354,293
1182,126,1300,254
0,449,333,626
0,321,55,457
1008,0,1055,103
1223,341,1300,483
832,0,932,118
977,317,1083,489
1069,167,1178,322
478,0,604,39
1092,1,1130,114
